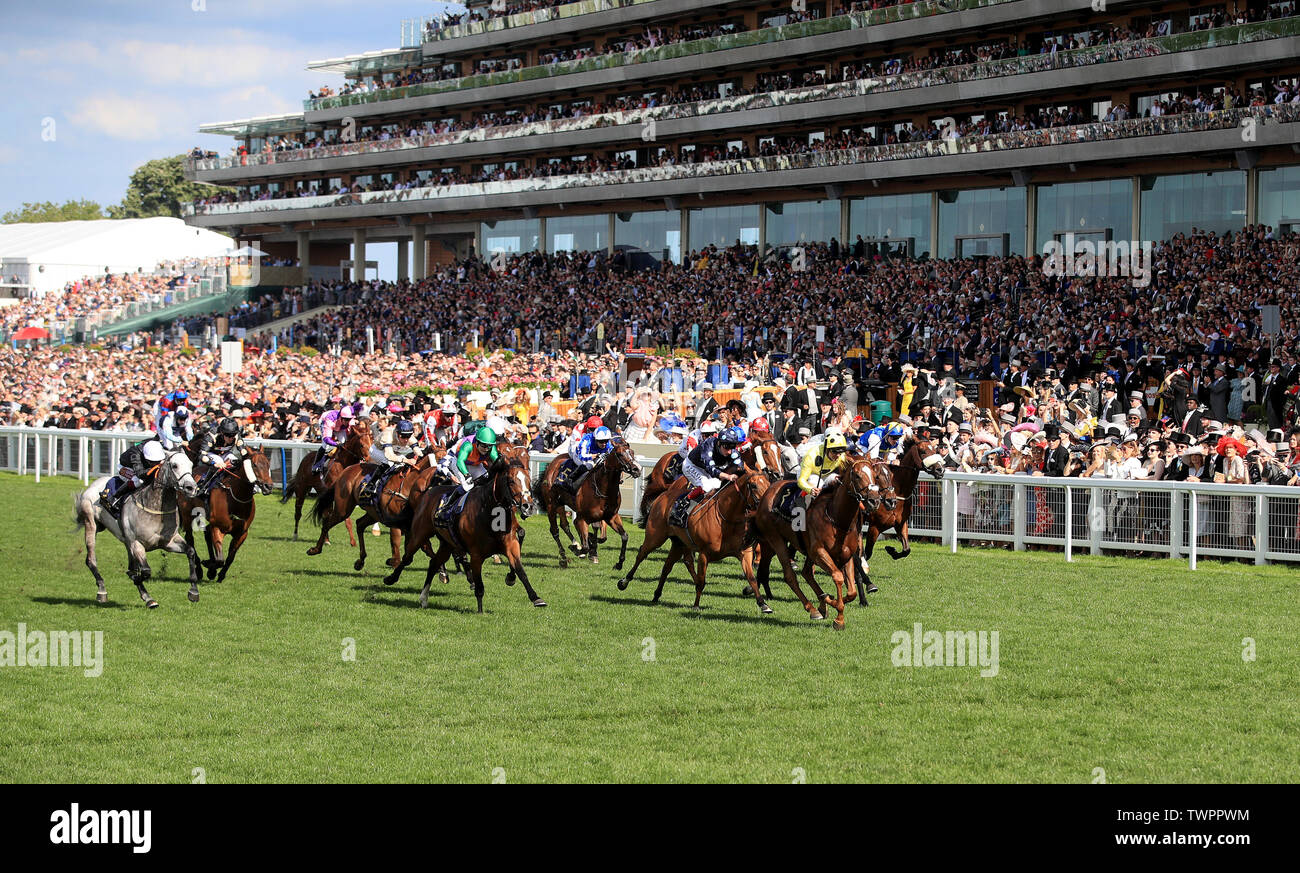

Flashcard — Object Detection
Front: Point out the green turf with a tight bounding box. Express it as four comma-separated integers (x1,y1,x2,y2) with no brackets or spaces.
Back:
0,472,1295,783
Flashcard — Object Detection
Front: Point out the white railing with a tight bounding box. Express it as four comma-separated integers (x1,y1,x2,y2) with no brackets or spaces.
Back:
10,427,1298,569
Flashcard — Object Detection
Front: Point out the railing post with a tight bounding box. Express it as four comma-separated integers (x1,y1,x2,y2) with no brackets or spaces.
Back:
33,432,40,484
1064,485,1073,562
18,429,26,477
1169,489,1183,559
1255,492,1268,566
1012,481,1026,551
631,461,644,523
80,436,89,485
1188,490,1198,571
945,476,957,552
1090,484,1103,556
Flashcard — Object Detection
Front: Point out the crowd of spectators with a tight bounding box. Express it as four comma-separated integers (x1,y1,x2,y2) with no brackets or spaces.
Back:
1,272,199,338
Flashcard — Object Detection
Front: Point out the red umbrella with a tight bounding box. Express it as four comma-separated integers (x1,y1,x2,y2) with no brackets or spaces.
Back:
11,326,50,341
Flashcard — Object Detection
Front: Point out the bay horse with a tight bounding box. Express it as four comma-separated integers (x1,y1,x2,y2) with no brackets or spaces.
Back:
534,440,638,568
179,444,275,584
616,466,772,613
639,436,780,522
381,453,542,613
856,435,945,605
280,422,373,543
754,456,880,630
74,448,202,607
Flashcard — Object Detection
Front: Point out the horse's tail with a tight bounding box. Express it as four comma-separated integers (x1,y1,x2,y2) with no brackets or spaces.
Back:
309,483,333,527
280,461,299,504
530,474,546,510
71,490,90,534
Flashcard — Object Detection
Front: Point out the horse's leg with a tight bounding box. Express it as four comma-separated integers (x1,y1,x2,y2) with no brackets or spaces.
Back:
354,509,373,572
884,513,912,560
344,516,357,548
584,519,599,564
547,506,569,569
127,540,157,608
800,552,830,612
470,554,486,614
811,546,847,630
215,524,250,585
504,534,545,607
616,513,669,591
163,532,202,602
419,541,452,608
609,513,630,570
569,515,587,557
690,553,709,610
652,539,685,603
387,526,402,567
292,480,307,541
598,520,608,543
82,505,107,603
858,525,881,604
742,546,772,614
767,536,821,619
207,526,226,580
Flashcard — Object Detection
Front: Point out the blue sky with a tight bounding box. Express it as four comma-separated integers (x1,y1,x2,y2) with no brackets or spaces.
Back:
0,0,463,278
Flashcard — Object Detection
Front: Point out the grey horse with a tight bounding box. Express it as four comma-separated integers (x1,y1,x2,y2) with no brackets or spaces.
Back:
75,449,202,607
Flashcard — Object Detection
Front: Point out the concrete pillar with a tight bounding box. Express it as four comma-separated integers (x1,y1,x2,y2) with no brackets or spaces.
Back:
1025,183,1037,253
413,224,427,279
840,198,850,249
1246,168,1258,225
296,231,311,271
396,238,409,281
1132,177,1142,241
757,202,767,257
352,228,366,282
538,216,547,253
679,208,689,265
930,191,940,259
608,213,616,255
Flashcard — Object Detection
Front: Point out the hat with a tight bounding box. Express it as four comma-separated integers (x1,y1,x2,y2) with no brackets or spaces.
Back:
1267,428,1286,444
762,392,776,401
1110,414,1128,425
796,427,812,438
1130,391,1143,400
1182,445,1206,458
1216,436,1248,456
999,413,1016,426
1044,423,1061,439
897,415,913,426
1170,432,1192,447
701,382,714,390
900,364,918,373
1010,359,1022,367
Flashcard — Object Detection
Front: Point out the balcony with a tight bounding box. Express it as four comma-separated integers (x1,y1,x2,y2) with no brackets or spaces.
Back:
401,0,661,47
182,104,1300,222
186,16,1300,180
313,0,1015,113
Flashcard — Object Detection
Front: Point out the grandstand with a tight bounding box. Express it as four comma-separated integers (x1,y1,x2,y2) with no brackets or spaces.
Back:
181,0,1300,278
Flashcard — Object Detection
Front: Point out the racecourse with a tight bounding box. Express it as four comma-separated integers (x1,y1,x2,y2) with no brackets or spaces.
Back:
1,472,1295,783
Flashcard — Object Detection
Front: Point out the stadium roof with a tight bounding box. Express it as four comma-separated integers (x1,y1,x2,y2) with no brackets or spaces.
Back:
198,112,307,138
306,47,421,75
0,217,233,295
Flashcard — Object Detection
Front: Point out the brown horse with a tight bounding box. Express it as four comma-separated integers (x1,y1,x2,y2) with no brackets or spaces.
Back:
280,421,373,543
305,451,433,571
754,456,880,629
616,466,772,613
381,453,542,612
855,435,945,605
534,440,638,568
639,436,780,522
179,444,275,584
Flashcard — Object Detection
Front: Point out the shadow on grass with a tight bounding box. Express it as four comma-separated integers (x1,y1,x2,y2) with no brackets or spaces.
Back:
30,595,130,610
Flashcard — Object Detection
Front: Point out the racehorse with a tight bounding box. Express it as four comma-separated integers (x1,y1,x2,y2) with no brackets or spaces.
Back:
178,444,275,584
74,448,202,607
855,435,945,605
381,452,542,613
280,421,373,543
616,466,772,613
754,456,880,629
534,440,638,568
639,436,780,522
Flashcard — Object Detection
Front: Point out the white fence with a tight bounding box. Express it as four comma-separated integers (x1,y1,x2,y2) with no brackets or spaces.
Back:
6,426,1300,569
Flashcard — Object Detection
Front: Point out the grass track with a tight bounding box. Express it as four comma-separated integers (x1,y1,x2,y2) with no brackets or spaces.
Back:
0,472,1295,783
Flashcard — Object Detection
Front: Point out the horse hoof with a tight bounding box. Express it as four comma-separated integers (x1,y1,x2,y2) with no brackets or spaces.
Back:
559,560,569,570
438,572,449,585
187,590,200,603
532,599,547,608
865,583,878,594
382,575,396,586
306,547,322,556
505,574,516,587
809,612,824,621
741,585,753,596
758,601,773,615
419,595,429,609
385,558,397,568
858,599,870,607
590,557,599,565
832,620,846,631
616,578,629,591
353,559,365,572
96,592,108,604
146,599,159,609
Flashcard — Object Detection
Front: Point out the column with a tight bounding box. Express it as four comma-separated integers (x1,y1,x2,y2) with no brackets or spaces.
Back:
413,224,427,279
1131,177,1142,242
607,213,616,256
538,216,547,253
757,202,767,257
396,238,409,281
296,231,311,272
1246,168,1258,225
1025,184,1037,253
929,191,939,259
352,228,366,282
679,208,689,266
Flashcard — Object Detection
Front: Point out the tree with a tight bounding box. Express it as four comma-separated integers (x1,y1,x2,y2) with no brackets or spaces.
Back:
109,156,227,219
2,199,106,223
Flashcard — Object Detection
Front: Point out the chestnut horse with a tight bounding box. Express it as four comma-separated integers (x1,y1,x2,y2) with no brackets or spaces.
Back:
639,436,780,522
753,456,880,629
280,422,372,543
856,435,945,605
305,452,433,572
616,466,772,613
381,453,542,613
534,440,638,568
179,444,275,584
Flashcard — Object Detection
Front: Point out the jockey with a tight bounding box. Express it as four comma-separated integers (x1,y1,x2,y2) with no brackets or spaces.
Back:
195,417,245,492
313,405,354,473
152,389,189,433
678,419,719,462
563,425,614,493
436,426,500,522
159,406,193,450
572,414,605,443
859,421,907,460
423,404,459,447
798,431,849,501
100,436,166,515
361,419,420,502
683,425,745,499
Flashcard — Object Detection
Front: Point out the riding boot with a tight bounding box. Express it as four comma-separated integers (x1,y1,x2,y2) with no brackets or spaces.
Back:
686,486,705,501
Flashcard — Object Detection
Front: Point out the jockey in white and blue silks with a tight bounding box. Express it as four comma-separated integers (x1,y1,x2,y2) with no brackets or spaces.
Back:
152,389,189,434
682,426,745,496
158,407,193,450
564,425,614,491
859,422,908,460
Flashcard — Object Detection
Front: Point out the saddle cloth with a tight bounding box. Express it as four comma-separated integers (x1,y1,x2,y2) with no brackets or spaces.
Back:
668,491,706,529
772,480,802,523
664,454,684,480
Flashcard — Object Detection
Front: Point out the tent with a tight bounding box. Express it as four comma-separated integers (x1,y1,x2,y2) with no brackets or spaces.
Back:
0,217,232,297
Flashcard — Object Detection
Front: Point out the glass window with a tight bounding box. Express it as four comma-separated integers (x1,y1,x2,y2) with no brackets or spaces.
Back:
688,205,760,253
1034,179,1133,251
1139,171,1246,240
765,200,840,246
938,187,1026,258
615,211,681,264
481,219,539,254
1257,166,1300,232
849,193,931,256
548,214,607,253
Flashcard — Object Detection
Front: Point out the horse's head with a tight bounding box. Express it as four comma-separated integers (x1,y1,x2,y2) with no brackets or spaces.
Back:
241,444,275,496
743,436,780,474
871,460,899,509
161,449,199,497
845,457,881,513
608,439,640,477
494,455,535,518
737,466,772,514
905,435,945,479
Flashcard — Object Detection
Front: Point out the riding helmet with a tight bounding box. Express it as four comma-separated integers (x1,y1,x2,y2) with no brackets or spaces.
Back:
395,420,415,437
219,418,240,437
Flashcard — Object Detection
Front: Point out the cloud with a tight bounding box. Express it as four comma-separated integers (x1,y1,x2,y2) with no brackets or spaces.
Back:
67,94,181,141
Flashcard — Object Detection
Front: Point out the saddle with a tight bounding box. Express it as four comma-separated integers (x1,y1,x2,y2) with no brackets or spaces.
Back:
668,489,707,529
772,480,802,523
311,447,335,474
360,465,397,506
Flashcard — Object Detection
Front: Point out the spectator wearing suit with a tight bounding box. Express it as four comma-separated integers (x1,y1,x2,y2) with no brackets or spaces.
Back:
1208,363,1231,422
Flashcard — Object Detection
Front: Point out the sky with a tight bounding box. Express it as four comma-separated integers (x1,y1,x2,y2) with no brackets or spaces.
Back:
0,0,464,279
